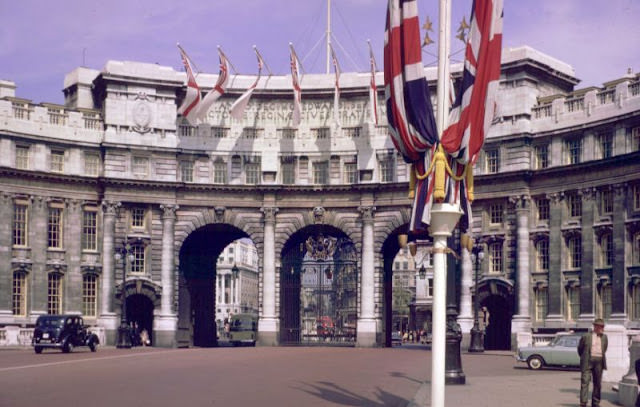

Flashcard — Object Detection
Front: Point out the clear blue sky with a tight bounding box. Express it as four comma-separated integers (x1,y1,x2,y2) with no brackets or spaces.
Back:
1,0,639,104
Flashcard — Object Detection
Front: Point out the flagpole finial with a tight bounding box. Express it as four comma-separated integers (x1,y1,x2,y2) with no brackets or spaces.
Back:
252,45,257,49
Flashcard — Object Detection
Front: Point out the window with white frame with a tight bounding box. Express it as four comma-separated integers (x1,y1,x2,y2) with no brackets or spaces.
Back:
242,127,263,139
485,149,499,173
599,233,613,267
344,162,357,184
277,128,297,139
84,152,100,176
211,126,229,138
566,285,580,321
281,160,296,185
597,284,612,319
312,127,330,139
298,156,309,182
82,208,98,251
180,161,193,182
568,236,582,269
245,162,260,184
13,201,28,246
427,278,434,297
489,203,503,225
131,208,146,229
564,138,582,164
50,150,65,173
600,189,613,215
12,271,27,316
534,286,548,321
313,161,329,184
132,156,149,177
597,131,613,159
130,245,146,274
534,144,549,169
82,274,98,317
379,155,394,182
536,240,549,272
344,127,361,138
213,160,227,184
16,145,30,169
536,198,549,222
47,273,62,314
48,205,63,249
568,194,582,218
489,242,502,273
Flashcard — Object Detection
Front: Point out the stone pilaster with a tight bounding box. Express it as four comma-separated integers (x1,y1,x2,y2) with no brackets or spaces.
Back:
611,183,627,319
357,205,376,347
64,199,83,314
156,204,178,347
258,206,278,346
546,192,564,324
99,200,120,335
511,195,532,345
0,194,13,318
30,195,48,316
579,187,596,323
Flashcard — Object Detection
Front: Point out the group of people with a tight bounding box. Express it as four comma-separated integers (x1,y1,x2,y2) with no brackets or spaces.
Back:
399,329,429,344
129,322,151,347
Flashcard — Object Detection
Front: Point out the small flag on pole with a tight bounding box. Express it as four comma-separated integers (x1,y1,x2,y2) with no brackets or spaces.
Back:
195,47,231,121
289,43,303,127
229,46,265,120
330,44,341,126
368,40,379,125
176,44,201,126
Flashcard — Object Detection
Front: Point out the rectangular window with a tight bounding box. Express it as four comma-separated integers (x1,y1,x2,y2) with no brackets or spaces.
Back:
12,272,27,316
536,240,549,272
634,233,640,265
277,128,297,139
47,273,62,314
213,162,227,184
245,163,261,184
597,132,613,159
568,236,582,269
568,194,582,218
16,146,29,170
48,108,66,125
13,203,28,246
536,198,550,222
242,128,263,139
344,127,361,138
535,287,548,322
534,144,549,169
631,284,640,320
211,127,229,138
485,149,499,173
132,156,149,177
312,127,331,139
567,286,580,321
131,208,146,229
82,274,98,317
281,162,296,185
131,245,146,274
597,285,612,319
427,277,434,297
50,150,65,173
48,206,63,249
379,157,394,182
82,210,98,251
180,161,193,182
632,127,640,151
600,189,613,215
313,161,329,184
565,138,582,164
489,204,503,225
489,242,502,273
84,153,100,176
600,234,613,267
344,162,357,184
634,184,640,211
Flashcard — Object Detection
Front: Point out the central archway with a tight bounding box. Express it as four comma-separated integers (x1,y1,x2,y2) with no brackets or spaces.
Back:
178,223,249,347
280,225,357,346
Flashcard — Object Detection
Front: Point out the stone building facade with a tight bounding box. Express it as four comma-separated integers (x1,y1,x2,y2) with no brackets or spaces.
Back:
0,46,639,354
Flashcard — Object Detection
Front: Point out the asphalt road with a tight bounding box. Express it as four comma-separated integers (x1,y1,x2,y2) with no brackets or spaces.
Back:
0,345,622,407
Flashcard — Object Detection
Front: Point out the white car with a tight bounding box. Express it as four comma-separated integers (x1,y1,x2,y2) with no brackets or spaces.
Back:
516,334,581,370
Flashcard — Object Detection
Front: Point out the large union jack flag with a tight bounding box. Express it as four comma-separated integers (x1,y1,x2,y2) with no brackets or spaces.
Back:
384,0,439,234
441,0,503,165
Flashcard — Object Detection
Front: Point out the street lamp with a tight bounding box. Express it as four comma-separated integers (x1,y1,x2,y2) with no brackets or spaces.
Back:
115,241,134,349
418,264,426,280
469,243,485,353
231,264,239,313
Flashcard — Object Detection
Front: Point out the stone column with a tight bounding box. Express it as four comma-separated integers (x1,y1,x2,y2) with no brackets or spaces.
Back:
156,204,178,347
546,192,564,325
457,246,473,338
511,195,532,347
99,200,120,337
258,206,278,346
611,183,627,319
579,188,596,323
30,196,48,315
357,206,376,347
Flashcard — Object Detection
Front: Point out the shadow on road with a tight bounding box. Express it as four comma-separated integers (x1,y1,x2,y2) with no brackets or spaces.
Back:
294,380,409,407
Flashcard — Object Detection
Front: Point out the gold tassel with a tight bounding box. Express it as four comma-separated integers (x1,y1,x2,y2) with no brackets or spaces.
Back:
466,164,474,203
434,146,446,201
408,164,416,199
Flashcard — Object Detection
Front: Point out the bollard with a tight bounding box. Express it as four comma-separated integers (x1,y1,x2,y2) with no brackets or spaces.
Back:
619,335,640,407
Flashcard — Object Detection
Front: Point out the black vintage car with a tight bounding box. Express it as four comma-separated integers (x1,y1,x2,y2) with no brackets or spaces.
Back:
32,315,100,354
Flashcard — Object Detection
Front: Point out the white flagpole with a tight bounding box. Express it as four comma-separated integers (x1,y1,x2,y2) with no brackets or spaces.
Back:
431,1,459,407
326,0,331,74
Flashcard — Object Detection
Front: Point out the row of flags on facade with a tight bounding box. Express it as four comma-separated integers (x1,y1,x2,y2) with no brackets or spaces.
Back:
384,0,503,235
177,42,380,128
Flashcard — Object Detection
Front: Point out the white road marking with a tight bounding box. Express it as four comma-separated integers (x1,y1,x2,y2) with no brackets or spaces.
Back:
0,349,187,372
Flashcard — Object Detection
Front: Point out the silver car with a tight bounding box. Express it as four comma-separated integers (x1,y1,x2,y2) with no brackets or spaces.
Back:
516,334,581,370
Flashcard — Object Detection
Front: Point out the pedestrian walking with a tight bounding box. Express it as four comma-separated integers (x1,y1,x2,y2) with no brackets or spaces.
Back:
578,318,608,407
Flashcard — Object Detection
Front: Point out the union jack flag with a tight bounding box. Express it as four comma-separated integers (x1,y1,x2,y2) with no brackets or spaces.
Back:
195,47,231,121
289,43,303,127
384,0,439,234
176,45,201,125
330,44,341,126
230,46,265,120
368,40,378,125
441,0,503,165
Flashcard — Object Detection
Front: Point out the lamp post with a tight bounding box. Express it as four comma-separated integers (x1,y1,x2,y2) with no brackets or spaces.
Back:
469,243,485,353
115,241,134,349
231,264,239,313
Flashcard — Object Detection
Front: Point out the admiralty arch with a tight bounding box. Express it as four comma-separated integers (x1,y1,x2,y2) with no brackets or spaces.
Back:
1,46,639,351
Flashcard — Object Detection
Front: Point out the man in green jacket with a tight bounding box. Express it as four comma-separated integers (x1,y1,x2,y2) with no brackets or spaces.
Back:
578,318,608,407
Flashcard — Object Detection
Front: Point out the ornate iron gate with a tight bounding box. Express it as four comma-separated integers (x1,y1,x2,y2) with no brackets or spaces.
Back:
280,235,358,346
